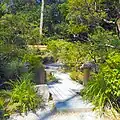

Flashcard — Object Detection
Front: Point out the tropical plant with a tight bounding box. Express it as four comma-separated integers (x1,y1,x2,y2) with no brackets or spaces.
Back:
0,73,43,117
82,52,120,114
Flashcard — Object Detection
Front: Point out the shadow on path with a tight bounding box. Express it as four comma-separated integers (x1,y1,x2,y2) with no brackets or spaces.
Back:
38,95,77,120
38,108,56,120
55,94,77,109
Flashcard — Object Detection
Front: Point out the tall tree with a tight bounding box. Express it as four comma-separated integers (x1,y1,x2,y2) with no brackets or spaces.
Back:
40,0,44,36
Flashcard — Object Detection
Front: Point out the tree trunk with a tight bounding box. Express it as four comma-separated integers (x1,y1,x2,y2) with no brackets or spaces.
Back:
116,18,120,38
40,0,44,36
95,1,97,11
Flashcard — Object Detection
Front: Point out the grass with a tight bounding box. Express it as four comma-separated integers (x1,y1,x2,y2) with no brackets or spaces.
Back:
0,73,43,118
46,72,56,83
70,71,83,84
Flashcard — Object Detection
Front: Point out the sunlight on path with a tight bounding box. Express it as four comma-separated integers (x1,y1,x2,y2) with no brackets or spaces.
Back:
9,63,101,120
46,63,93,112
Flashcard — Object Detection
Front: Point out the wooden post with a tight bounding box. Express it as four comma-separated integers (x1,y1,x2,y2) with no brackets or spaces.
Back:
83,69,90,86
35,66,46,84
80,61,98,86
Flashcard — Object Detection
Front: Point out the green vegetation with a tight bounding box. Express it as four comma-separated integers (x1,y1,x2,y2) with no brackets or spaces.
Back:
82,63,120,114
46,72,56,82
0,73,43,118
47,40,86,70
47,29,120,114
70,71,83,84
82,53,120,113
0,1,45,118
0,0,120,118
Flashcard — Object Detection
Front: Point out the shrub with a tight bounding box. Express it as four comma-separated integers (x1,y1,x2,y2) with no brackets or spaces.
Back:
46,72,56,82
70,71,83,84
47,40,66,61
4,59,23,80
0,73,43,117
82,53,120,114
22,54,42,71
47,40,87,71
0,43,27,84
43,56,55,64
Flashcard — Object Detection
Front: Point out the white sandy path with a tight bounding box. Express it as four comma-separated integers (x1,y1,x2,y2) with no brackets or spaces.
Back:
8,63,102,120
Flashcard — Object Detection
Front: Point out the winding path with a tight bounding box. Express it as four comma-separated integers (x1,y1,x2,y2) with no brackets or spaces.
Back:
9,63,101,120
47,71,93,112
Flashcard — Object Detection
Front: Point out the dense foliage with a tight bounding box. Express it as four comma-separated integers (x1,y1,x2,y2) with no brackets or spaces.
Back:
0,0,120,117
47,29,120,114
82,52,120,113
0,73,43,118
47,40,87,70
0,1,44,118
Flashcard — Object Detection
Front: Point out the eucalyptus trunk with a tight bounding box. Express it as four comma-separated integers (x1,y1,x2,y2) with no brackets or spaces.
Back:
40,0,44,36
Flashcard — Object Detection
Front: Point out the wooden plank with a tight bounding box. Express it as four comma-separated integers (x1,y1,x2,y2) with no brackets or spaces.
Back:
27,45,47,50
